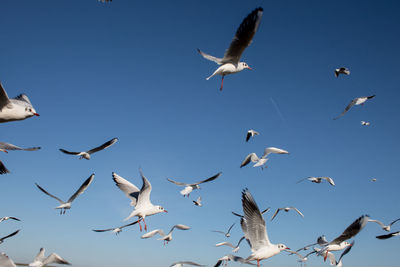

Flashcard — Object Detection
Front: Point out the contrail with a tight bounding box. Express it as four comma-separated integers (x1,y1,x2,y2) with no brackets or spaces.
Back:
269,97,288,126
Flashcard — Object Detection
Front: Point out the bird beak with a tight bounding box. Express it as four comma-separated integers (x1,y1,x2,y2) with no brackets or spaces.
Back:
164,210,168,213
247,66,253,70
34,113,40,116
286,247,290,250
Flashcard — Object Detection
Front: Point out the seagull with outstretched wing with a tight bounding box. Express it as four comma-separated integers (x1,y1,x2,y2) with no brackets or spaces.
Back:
270,207,304,221
368,218,400,232
167,172,222,197
334,95,375,120
212,223,235,238
93,220,140,235
0,229,20,245
59,137,118,160
141,224,190,245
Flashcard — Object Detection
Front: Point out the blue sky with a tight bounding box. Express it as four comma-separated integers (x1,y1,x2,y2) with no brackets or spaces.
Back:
1,0,400,266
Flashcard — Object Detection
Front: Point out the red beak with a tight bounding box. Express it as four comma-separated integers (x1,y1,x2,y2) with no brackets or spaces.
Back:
286,247,290,250
164,210,168,213
34,113,40,116
247,66,253,70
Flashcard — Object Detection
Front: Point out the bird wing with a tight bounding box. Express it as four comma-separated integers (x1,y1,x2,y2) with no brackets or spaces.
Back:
67,174,94,203
119,220,140,229
330,215,369,245
35,183,64,204
141,229,164,239
270,208,281,221
43,253,71,265
296,177,308,184
368,219,386,228
317,235,328,246
6,217,21,222
86,137,118,154
192,172,222,185
34,248,46,263
376,231,400,240
197,49,223,65
0,229,20,242
59,149,81,155
166,177,189,186
290,207,304,217
112,172,140,206
0,160,10,175
169,224,191,234
92,228,114,232
367,95,376,99
389,218,400,227
336,240,354,265
216,242,235,248
321,177,335,186
227,223,235,234
172,261,204,267
236,236,246,247
135,169,153,208
240,153,259,168
0,253,17,267
333,99,357,120
246,132,251,142
0,83,11,109
13,94,32,106
212,230,226,235
262,147,289,158
222,7,263,64
241,189,271,251
0,142,40,151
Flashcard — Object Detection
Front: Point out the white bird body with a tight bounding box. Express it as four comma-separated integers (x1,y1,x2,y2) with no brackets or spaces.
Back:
297,176,335,186
361,121,370,126
28,248,70,267
141,224,190,245
0,253,17,267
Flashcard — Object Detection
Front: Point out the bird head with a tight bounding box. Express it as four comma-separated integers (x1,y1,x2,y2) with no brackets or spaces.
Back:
240,62,252,70
25,107,39,117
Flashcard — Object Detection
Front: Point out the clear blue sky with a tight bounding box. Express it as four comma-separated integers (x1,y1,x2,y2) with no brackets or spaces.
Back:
1,0,400,266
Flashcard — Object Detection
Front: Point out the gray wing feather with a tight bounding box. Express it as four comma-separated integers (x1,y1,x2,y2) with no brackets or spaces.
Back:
389,218,400,226
270,208,281,221
135,169,152,208
112,172,140,206
0,142,40,151
197,49,223,65
67,174,94,203
43,253,71,265
376,231,400,240
330,215,369,245
334,99,357,120
0,230,20,242
192,172,222,185
0,83,11,109
35,183,64,204
87,138,118,154
167,178,189,186
59,149,81,155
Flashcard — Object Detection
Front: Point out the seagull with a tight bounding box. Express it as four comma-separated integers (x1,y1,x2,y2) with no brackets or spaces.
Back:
193,196,202,207
169,261,205,267
0,82,39,123
0,160,9,174
240,189,290,267
0,217,21,223
270,207,304,221
297,176,335,186
246,130,259,142
215,236,246,253
287,250,311,267
0,229,20,245
212,223,235,238
368,218,400,232
117,169,167,231
0,253,17,267
35,174,94,214
197,7,263,91
167,172,222,197
59,137,118,160
92,220,140,235
141,224,190,245
371,178,377,182
334,67,350,78
335,240,355,267
28,248,70,267
214,254,256,267
262,147,289,158
0,142,40,153
334,95,376,120
361,121,370,126
318,215,369,261
240,153,268,169
376,231,400,240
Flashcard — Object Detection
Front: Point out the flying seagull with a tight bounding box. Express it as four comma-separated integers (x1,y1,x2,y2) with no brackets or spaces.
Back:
232,207,270,218
59,137,118,160
193,196,202,207
92,220,140,235
0,82,39,123
35,174,94,214
214,254,256,267
167,172,222,197
297,176,335,186
141,224,191,245
270,207,304,221
169,261,204,267
240,189,290,267
212,223,235,238
0,229,20,245
114,170,167,231
368,218,400,232
28,248,70,267
197,7,263,91
361,121,370,126
376,231,400,240
246,130,259,142
240,153,268,169
0,142,40,153
215,236,246,253
334,95,375,120
334,67,350,78
0,217,21,223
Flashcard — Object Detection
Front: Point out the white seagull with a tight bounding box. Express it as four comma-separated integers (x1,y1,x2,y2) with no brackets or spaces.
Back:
361,121,370,126
318,215,369,261
0,142,40,153
214,254,256,267
216,236,246,253
334,67,350,78
167,172,222,197
376,231,400,240
0,216,21,223
141,224,190,245
212,223,235,238
0,253,17,267
92,220,140,235
114,170,167,231
28,248,70,267
0,82,39,123
240,153,268,169
35,174,94,214
197,7,263,91
334,95,376,120
246,130,259,142
169,261,205,267
59,137,118,160
297,176,335,186
240,189,290,267
368,218,400,232
193,196,202,207
270,207,304,221
0,229,20,244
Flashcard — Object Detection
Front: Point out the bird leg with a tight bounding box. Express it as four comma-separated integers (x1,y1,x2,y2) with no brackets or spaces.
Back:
143,218,147,231
220,76,225,91
138,219,143,232
257,259,260,267
324,251,329,261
